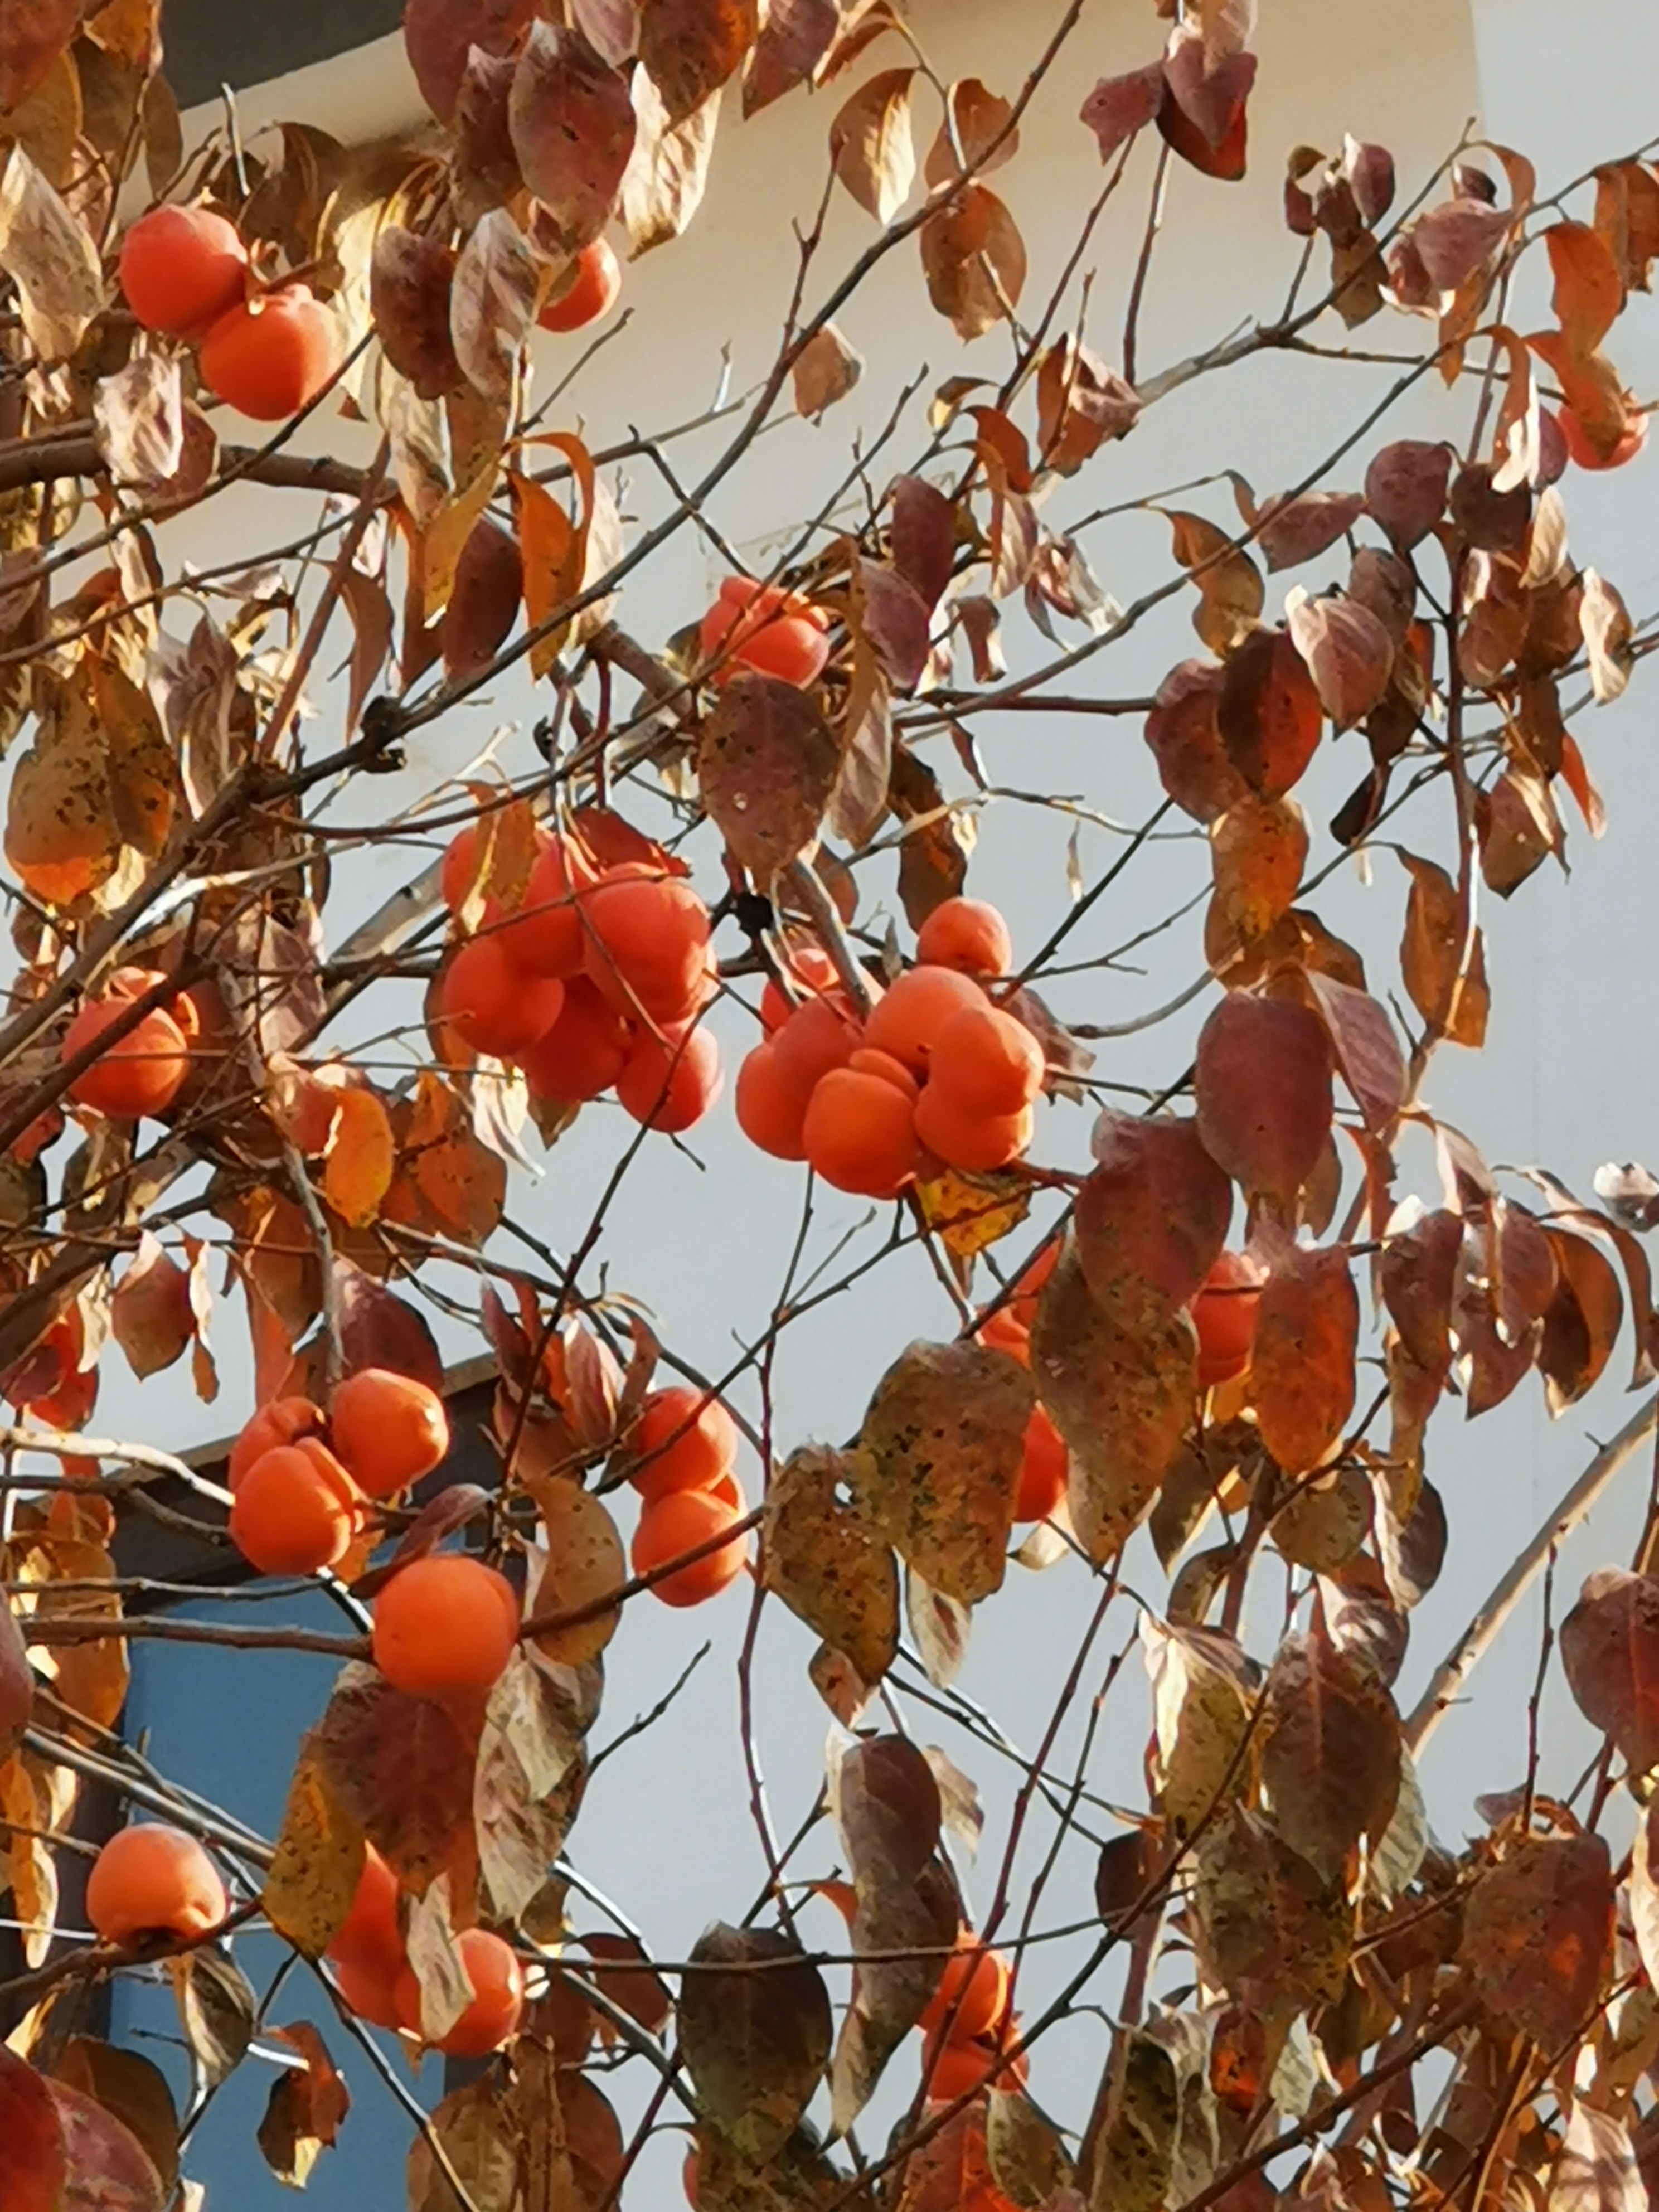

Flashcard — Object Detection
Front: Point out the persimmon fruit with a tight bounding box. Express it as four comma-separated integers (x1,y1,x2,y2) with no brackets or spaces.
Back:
119,205,247,336
199,288,343,421
501,834,595,978
396,1927,525,2053
920,2022,1027,2102
734,1042,809,1160
539,239,621,332
700,579,831,690
581,873,712,1025
632,1487,748,1607
229,1397,324,1491
771,995,861,1098
440,936,565,1060
333,1945,404,2030
615,1023,723,1133
328,1842,402,1973
519,976,632,1104
928,1005,1045,1117
759,942,841,1031
803,1068,921,1198
86,1823,227,1944
846,1046,920,1102
916,897,1014,978
229,1445,357,1575
629,1386,738,1506
329,1367,449,1498
864,966,988,1078
372,1554,518,1695
914,1086,1034,1173
63,976,192,1120
918,1936,1011,2044
1190,1250,1265,1387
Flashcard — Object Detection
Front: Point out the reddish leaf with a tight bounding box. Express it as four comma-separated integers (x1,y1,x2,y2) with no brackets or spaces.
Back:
1544,220,1622,356
678,1924,831,2165
111,1231,193,1379
312,1673,475,1895
51,2077,168,2211
1160,22,1254,180
0,1587,32,1758
743,0,837,115
0,2047,65,2212
1286,589,1393,729
1216,624,1323,797
1167,510,1263,655
699,673,840,876
258,2023,350,2187
1305,972,1405,1133
1076,1112,1233,1309
792,322,864,418
638,0,758,124
1380,1209,1463,1375
0,0,79,112
371,229,463,401
1458,1831,1612,2046
450,205,539,405
854,559,930,691
572,0,639,66
510,23,636,249
1594,160,1659,294
921,76,1018,188
440,515,522,678
1146,659,1249,823
920,185,1026,341
1410,200,1511,291
334,1261,445,1394
889,475,955,614
1034,337,1140,473
1252,1244,1359,1474
1256,489,1365,572
1207,792,1307,951
1539,1226,1624,1414
1559,1568,1659,1777
1195,992,1334,1204
1364,440,1452,550
583,1933,672,2035
1079,62,1165,164
404,0,539,122
1399,851,1487,1049
1259,1632,1400,1880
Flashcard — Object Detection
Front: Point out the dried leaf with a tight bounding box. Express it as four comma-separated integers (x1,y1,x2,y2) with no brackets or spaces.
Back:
93,355,183,490
171,1949,255,2089
1259,1632,1400,1880
744,0,837,114
257,2024,350,2190
1191,1805,1351,2011
699,673,840,879
1146,661,1248,823
1458,1831,1612,2046
1286,588,1393,729
1580,568,1632,703
830,66,915,224
764,1445,899,1687
680,1923,832,2164
1551,2104,1645,2212
1076,1112,1232,1310
619,65,719,251
793,323,864,419
1364,440,1452,549
638,0,757,124
1166,510,1264,656
450,206,539,406
1079,64,1166,164
1143,1614,1257,1840
370,228,463,400
404,0,537,121
1399,851,1487,1047
1215,625,1323,800
1540,1226,1623,1414
1252,1244,1359,1474
1256,489,1364,572
1305,972,1405,1133
312,1671,474,1895
263,1743,365,1960
1559,1569,1659,1777
1195,991,1334,1204
322,1086,395,1229
920,184,1026,341
0,145,101,359
110,1233,193,1379
511,22,637,248
528,1477,624,1666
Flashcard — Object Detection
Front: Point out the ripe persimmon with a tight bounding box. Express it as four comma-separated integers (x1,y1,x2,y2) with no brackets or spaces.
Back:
1190,1250,1265,1387
228,1397,324,1491
700,579,831,690
914,1086,1034,1174
581,872,712,1025
920,2021,1027,2102
864,966,988,1078
759,942,841,1032
928,1005,1045,1117
615,1023,723,1133
333,1944,404,2030
63,975,192,1120
1016,1405,1068,1522
330,1367,449,1498
916,896,1014,978
735,1042,808,1159
803,1068,921,1198
628,1385,738,1506
199,288,343,421
229,1444,357,1575
539,239,622,331
771,995,862,1097
328,1842,402,1973
439,935,566,1060
119,205,247,336
632,1487,748,1607
372,1554,518,1696
919,1936,1011,2044
519,975,632,1104
847,1046,920,1102
396,1927,525,2053
86,1823,227,1944
500,833,595,978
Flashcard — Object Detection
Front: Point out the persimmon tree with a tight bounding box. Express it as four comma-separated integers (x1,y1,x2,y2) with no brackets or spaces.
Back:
4,0,1659,2207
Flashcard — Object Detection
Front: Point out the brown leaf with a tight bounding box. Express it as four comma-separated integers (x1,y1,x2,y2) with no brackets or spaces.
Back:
1380,1208,1462,1376
1540,1226,1623,1414
1208,792,1307,951
857,1340,1031,1605
920,184,1026,341
1304,972,1405,1133
528,1479,624,1666
1286,589,1393,728
1459,1832,1612,2046
1195,991,1333,1204
1034,337,1141,474
1259,1632,1399,1880
334,1263,444,1393
370,229,463,400
1551,2103,1646,2212
1031,1245,1195,1561
1364,440,1452,550
1166,510,1263,655
1252,1244,1358,1474
853,559,930,692
638,0,756,123
793,322,864,419
1594,160,1659,294
312,1671,474,1896
987,2088,1072,2209
830,65,916,224
679,1923,831,2165
440,514,522,678
48,2074,169,2211
1143,1614,1257,1840
1580,568,1632,704
263,1744,365,1961
1410,199,1511,292
1399,852,1487,1048
1559,1569,1659,1778
406,2077,520,2212
764,1445,899,1687
55,2040,178,2200
257,2024,350,2189
1079,63,1165,164
452,45,523,208
1545,220,1623,357
1191,1804,1351,2010
403,0,537,121
510,23,636,249
450,206,539,405
889,741,969,922
1215,625,1323,798
322,1087,395,1229
1076,1112,1232,1309
171,1948,255,2088
619,64,720,251
923,76,1018,188
699,673,840,879
583,1932,671,2037
830,643,892,847
0,144,101,359
1256,489,1365,572
889,474,955,614
1478,765,1560,897
0,1595,32,1762
743,0,837,115
93,355,183,491
0,0,79,110
1146,660,1248,823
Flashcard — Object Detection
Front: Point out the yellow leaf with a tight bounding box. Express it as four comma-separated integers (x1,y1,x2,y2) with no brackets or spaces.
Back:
323,1088,395,1228
264,1747,366,1959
